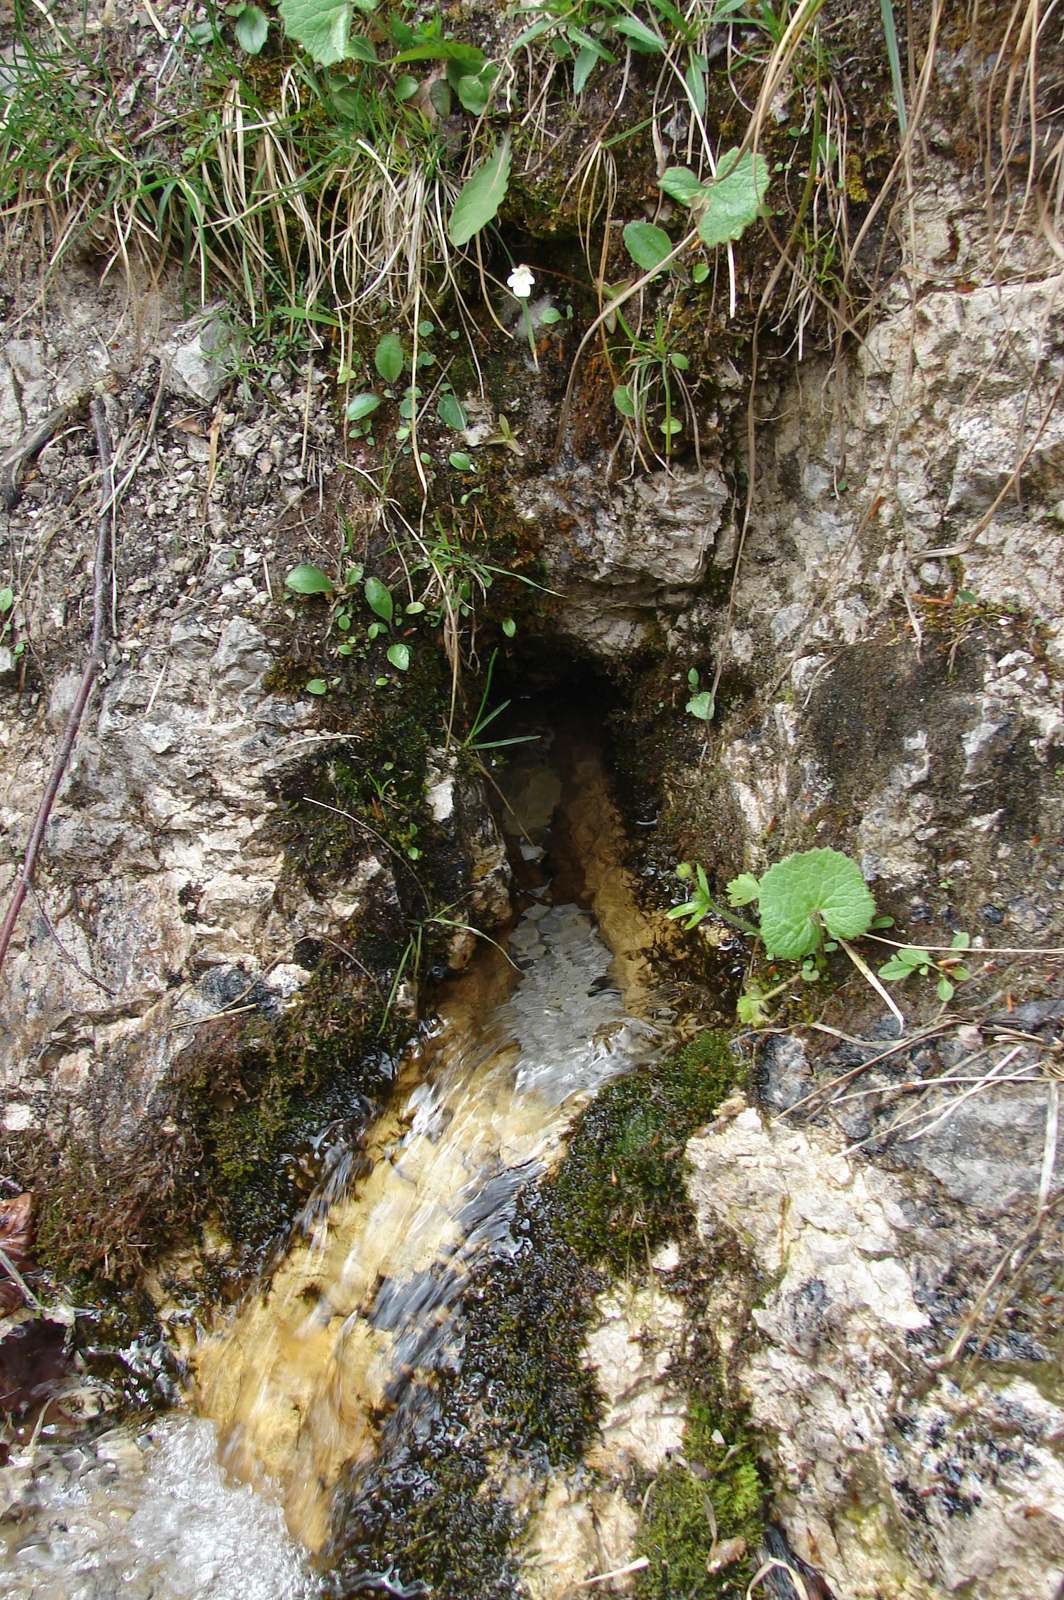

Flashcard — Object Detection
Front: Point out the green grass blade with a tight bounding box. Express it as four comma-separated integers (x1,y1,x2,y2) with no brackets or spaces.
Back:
879,0,907,137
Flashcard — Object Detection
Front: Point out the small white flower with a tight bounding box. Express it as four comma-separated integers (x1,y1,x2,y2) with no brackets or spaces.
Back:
507,263,535,299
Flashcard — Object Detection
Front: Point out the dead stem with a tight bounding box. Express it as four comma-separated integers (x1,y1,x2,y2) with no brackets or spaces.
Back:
0,396,114,978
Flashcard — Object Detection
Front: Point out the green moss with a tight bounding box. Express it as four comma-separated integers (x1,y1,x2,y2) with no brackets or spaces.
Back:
547,1031,743,1275
633,1357,766,1598
332,1418,519,1600
178,957,402,1252
453,1188,605,1466
330,1192,604,1598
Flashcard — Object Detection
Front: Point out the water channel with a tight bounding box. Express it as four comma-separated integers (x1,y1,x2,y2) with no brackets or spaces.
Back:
0,709,676,1599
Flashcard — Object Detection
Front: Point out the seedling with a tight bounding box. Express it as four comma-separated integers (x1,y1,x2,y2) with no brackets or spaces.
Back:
878,933,972,1002
685,666,714,723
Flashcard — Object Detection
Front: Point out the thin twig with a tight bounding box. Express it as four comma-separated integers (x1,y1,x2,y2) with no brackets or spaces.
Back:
30,886,116,997
0,1245,43,1312
1037,1081,1059,1216
0,398,113,978
573,1559,650,1589
838,935,905,1029
942,1199,1064,1365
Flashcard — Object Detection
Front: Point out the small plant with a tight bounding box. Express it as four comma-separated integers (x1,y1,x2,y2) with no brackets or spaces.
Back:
685,666,714,723
669,847,877,958
668,847,907,1026
878,933,972,1002
461,651,539,755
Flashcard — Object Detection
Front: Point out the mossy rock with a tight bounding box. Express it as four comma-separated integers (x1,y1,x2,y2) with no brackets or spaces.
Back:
546,1030,742,1275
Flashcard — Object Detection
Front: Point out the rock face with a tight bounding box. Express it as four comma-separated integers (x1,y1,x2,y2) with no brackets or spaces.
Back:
513,461,729,659
0,263,512,1274
686,1096,1064,1600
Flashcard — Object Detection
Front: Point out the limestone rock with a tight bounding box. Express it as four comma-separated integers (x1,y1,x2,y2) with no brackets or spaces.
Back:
686,1105,1064,1599
162,310,246,405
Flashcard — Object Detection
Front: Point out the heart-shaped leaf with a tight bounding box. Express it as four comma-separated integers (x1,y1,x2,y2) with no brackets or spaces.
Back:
757,847,876,959
698,148,770,249
286,563,334,595
726,873,761,907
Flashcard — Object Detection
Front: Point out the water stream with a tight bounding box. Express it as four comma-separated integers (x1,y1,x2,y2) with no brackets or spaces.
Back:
0,713,670,1597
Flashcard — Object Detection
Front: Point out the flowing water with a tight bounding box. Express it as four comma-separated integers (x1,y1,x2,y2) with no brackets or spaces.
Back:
0,715,672,1597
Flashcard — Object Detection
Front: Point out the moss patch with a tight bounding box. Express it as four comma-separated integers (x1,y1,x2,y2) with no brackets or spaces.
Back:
330,1188,605,1599
452,1187,606,1467
333,1416,518,1600
632,1253,769,1600
634,1402,765,1600
177,957,401,1255
546,1030,743,1275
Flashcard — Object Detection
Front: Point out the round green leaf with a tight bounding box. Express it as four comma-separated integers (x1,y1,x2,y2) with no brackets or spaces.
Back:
685,691,713,720
345,392,381,421
234,4,268,53
613,385,636,418
698,149,770,249
375,333,404,382
727,873,761,907
539,307,562,325
306,678,328,695
387,642,411,671
692,260,710,284
285,563,334,595
757,848,877,960
501,617,516,638
395,74,419,99
449,451,474,471
0,587,13,612
622,221,673,275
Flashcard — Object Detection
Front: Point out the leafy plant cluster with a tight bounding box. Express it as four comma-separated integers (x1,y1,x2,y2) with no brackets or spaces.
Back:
284,519,542,697
668,847,976,1024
